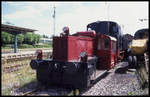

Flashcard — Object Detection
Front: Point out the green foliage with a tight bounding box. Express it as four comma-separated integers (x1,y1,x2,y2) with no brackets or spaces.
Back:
24,32,41,45
24,32,34,45
18,43,51,49
10,34,14,44
33,34,41,44
19,44,34,48
17,34,24,44
35,44,51,48
2,31,43,48
2,44,14,49
1,31,13,45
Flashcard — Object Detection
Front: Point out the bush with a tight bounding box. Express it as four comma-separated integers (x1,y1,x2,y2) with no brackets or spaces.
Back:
18,44,51,49
35,44,51,48
2,44,14,49
19,44,34,48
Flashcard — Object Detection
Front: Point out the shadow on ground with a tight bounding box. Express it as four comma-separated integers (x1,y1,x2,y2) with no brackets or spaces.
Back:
115,63,136,74
15,80,38,94
115,67,128,74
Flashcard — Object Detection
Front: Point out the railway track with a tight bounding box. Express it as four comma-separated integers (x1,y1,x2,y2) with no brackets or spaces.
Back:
22,88,41,96
22,86,80,96
20,67,109,96
8,61,148,96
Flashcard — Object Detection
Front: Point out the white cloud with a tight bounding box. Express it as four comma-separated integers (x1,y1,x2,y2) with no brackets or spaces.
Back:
2,2,148,37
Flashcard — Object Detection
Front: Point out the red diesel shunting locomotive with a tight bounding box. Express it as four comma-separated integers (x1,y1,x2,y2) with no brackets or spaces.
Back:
30,21,122,89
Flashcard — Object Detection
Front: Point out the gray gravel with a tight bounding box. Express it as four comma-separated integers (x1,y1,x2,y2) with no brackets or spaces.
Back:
82,62,149,96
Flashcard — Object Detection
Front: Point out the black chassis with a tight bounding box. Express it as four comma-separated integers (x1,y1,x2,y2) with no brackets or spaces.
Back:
30,56,97,89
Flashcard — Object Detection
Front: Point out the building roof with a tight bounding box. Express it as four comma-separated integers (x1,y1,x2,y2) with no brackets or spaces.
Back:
1,24,37,34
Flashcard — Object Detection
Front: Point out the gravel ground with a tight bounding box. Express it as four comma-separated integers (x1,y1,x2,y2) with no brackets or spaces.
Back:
11,62,149,96
82,62,149,96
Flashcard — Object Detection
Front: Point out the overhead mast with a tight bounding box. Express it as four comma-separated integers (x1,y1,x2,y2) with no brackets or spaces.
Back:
105,2,110,34
105,1,110,21
53,5,56,37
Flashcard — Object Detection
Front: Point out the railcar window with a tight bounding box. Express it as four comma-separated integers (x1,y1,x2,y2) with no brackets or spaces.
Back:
98,39,102,50
112,26,118,33
112,41,116,54
104,39,110,50
98,38,110,50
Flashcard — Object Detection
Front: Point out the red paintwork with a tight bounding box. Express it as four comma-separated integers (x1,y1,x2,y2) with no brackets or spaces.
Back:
53,31,117,70
117,50,124,61
53,35,94,62
96,34,117,70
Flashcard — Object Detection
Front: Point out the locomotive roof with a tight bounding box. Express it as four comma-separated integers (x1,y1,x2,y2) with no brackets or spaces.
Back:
134,28,149,39
87,21,120,26
107,35,117,41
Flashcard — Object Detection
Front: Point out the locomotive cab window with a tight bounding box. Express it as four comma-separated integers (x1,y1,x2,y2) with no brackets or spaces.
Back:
112,41,116,54
104,39,110,50
98,38,110,50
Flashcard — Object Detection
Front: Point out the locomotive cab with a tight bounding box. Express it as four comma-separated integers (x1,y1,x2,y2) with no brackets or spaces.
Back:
87,21,123,61
96,34,117,70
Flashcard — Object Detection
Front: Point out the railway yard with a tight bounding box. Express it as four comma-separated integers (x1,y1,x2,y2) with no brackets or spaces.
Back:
1,1,149,96
1,50,149,96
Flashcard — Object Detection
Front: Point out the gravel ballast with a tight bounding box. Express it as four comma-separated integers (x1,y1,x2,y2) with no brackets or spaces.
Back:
11,62,149,96
82,62,149,96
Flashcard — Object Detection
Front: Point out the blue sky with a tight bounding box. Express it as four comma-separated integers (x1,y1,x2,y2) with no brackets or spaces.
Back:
2,1,149,37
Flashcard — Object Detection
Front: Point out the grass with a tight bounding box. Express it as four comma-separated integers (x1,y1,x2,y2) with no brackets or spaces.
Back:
2,60,36,95
2,54,50,96
128,91,137,95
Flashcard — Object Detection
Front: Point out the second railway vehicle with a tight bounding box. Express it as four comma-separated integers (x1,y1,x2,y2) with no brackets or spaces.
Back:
30,21,125,89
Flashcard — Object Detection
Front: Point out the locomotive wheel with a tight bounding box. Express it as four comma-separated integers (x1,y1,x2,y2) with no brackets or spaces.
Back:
128,56,137,68
128,56,132,67
132,56,137,68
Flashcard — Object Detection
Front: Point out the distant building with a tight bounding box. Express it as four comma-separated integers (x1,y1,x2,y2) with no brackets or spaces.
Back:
40,38,52,44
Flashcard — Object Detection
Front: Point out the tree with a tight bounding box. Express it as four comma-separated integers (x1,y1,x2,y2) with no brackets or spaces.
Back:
1,31,12,45
10,34,14,44
33,34,40,44
2,31,8,45
17,34,24,45
24,32,34,45
35,34,41,44
24,32,41,45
